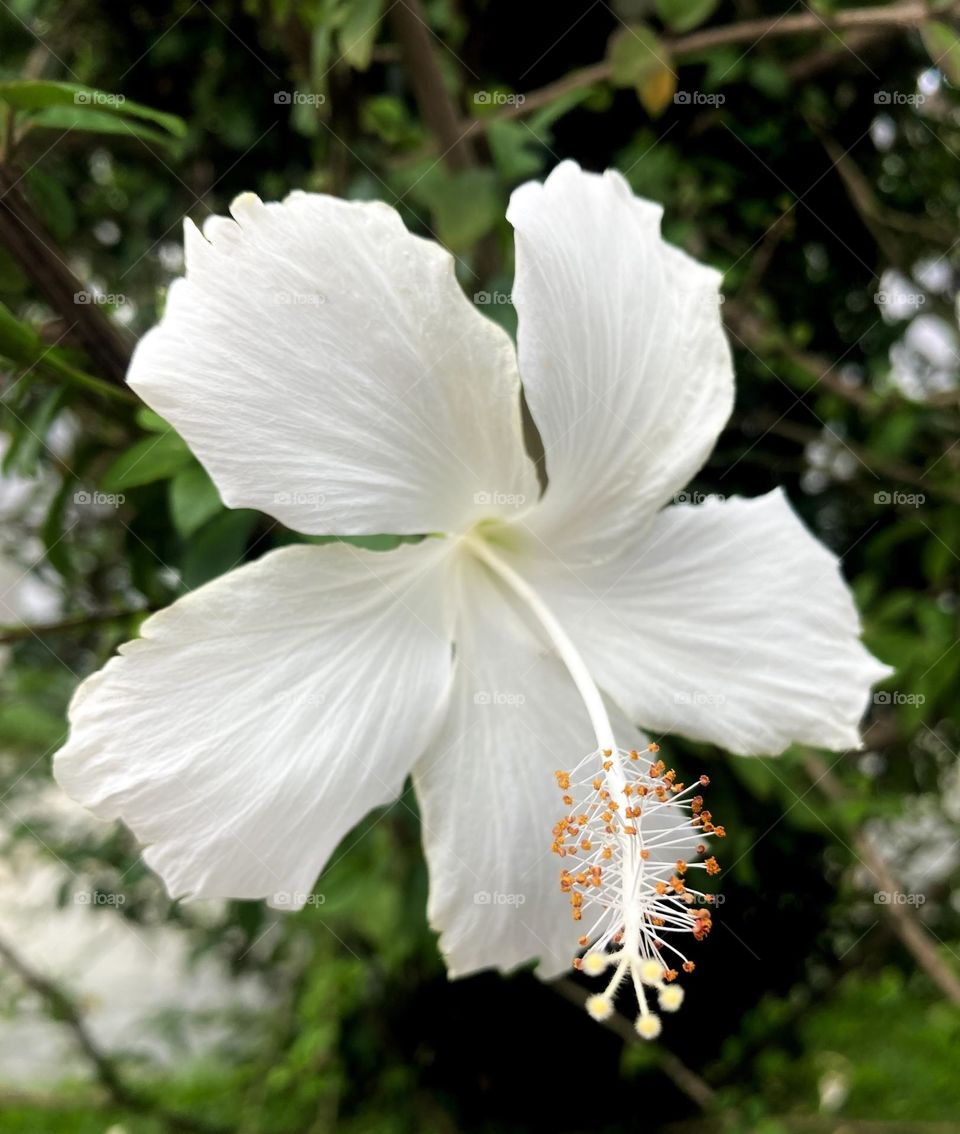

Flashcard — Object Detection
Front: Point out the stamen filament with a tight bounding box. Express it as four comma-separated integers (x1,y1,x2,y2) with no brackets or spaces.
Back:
465,535,724,1038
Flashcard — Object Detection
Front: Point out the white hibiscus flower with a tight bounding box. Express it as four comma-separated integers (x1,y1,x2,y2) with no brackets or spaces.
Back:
54,162,890,1027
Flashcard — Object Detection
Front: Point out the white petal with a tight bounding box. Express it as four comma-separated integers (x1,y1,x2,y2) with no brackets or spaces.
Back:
55,540,455,906
506,490,892,755
413,550,646,979
129,192,537,536
507,161,733,563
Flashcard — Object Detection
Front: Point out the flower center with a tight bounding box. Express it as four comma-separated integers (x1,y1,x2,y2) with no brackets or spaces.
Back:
463,534,725,1038
553,748,724,1037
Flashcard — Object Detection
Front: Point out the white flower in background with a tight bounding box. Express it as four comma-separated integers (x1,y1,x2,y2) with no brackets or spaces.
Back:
54,162,890,1034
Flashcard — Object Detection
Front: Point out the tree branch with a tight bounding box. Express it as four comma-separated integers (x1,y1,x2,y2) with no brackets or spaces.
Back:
803,752,960,1007
553,978,718,1112
0,932,228,1133
388,0,477,171
452,1,937,141
0,607,151,645
0,164,132,387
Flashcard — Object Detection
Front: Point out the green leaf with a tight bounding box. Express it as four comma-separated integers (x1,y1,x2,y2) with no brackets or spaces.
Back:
135,406,171,433
0,701,67,751
607,24,671,90
921,21,960,86
655,0,717,34
0,299,132,404
100,431,192,492
338,0,386,70
23,106,180,148
419,168,504,251
169,463,224,539
0,80,186,137
181,510,259,589
487,120,547,180
607,24,675,114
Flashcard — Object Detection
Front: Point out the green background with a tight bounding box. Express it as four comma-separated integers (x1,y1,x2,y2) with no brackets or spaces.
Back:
1,1,959,1131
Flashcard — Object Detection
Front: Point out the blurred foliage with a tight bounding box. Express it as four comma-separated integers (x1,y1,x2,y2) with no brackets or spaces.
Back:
1,0,960,1131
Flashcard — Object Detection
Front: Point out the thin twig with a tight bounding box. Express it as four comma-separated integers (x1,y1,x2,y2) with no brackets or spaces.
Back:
744,413,960,507
0,932,228,1133
0,608,151,645
451,1,937,142
553,978,718,1111
803,752,960,1007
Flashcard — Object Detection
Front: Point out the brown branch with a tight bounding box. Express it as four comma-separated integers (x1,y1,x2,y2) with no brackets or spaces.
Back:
0,932,228,1133
723,300,876,411
553,978,718,1112
450,1,937,143
803,752,960,1007
0,607,151,645
745,413,960,507
0,163,132,386
388,0,477,172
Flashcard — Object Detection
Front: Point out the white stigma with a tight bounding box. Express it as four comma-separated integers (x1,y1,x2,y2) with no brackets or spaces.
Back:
460,537,723,1038
553,746,724,1038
